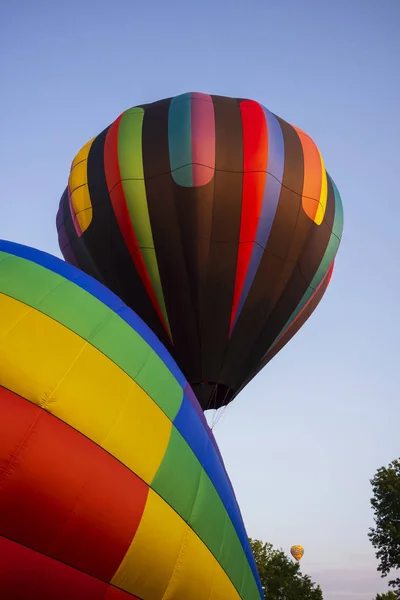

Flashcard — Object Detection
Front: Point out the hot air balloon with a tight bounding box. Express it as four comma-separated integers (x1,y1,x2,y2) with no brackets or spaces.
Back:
290,545,304,562
57,92,343,411
0,239,263,600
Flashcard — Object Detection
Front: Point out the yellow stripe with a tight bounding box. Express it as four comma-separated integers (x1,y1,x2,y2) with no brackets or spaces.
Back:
315,151,327,225
163,528,243,600
112,490,187,599
69,187,93,232
71,137,95,170
68,138,95,233
0,293,171,484
112,489,242,600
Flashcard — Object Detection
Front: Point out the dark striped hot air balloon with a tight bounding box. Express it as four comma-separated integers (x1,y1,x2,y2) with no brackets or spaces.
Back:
57,92,343,411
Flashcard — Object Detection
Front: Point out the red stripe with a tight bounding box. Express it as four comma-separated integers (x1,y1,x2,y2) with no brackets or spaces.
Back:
0,387,149,582
269,261,335,353
230,101,268,330
0,535,138,600
104,116,171,338
326,260,334,286
104,115,139,256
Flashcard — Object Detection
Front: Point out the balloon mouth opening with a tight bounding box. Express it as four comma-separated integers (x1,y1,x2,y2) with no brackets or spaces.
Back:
191,382,236,411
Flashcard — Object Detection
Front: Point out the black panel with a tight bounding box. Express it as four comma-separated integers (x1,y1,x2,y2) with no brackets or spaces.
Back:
199,96,244,387
142,98,202,381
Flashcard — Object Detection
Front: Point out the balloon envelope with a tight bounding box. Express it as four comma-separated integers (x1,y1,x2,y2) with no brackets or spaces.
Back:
0,240,262,600
57,92,343,410
290,545,304,561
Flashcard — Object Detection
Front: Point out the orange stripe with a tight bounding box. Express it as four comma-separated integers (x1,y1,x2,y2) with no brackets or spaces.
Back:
293,126,322,222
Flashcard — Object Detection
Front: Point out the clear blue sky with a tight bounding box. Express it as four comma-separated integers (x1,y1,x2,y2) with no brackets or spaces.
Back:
1,1,399,597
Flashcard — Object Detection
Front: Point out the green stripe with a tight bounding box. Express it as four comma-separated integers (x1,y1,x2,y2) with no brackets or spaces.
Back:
118,108,171,335
152,426,259,600
241,562,261,600
0,252,181,420
330,174,344,239
270,172,344,343
152,427,202,520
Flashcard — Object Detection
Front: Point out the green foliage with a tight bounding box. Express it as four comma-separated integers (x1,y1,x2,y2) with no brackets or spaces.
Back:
375,592,398,600
369,459,400,597
249,538,323,599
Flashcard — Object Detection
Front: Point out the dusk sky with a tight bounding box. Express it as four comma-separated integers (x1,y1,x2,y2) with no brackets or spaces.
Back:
1,1,399,598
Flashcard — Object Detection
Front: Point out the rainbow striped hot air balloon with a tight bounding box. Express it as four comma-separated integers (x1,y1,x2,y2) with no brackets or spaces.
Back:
0,240,263,600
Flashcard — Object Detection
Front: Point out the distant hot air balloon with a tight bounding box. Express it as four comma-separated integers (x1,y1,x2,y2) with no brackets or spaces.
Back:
0,239,263,600
57,92,343,411
290,545,304,562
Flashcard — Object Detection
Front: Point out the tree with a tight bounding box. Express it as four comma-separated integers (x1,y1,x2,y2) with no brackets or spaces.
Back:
369,458,400,597
375,592,398,600
249,538,323,599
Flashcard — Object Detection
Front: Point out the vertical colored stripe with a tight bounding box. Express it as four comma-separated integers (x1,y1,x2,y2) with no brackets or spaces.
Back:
294,125,327,225
191,92,215,186
256,108,285,248
118,107,171,336
285,176,341,328
144,96,203,381
257,108,285,248
169,93,193,186
265,173,343,353
104,113,141,256
293,125,322,222
198,94,244,387
68,138,95,235
57,187,79,266
104,112,171,339
330,174,344,238
230,104,285,332
266,261,334,355
68,189,82,236
169,92,215,188
316,152,328,225
229,101,268,331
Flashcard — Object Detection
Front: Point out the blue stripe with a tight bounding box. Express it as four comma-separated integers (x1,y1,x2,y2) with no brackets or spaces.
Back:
256,107,285,248
232,243,264,331
183,383,228,464
174,395,263,595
